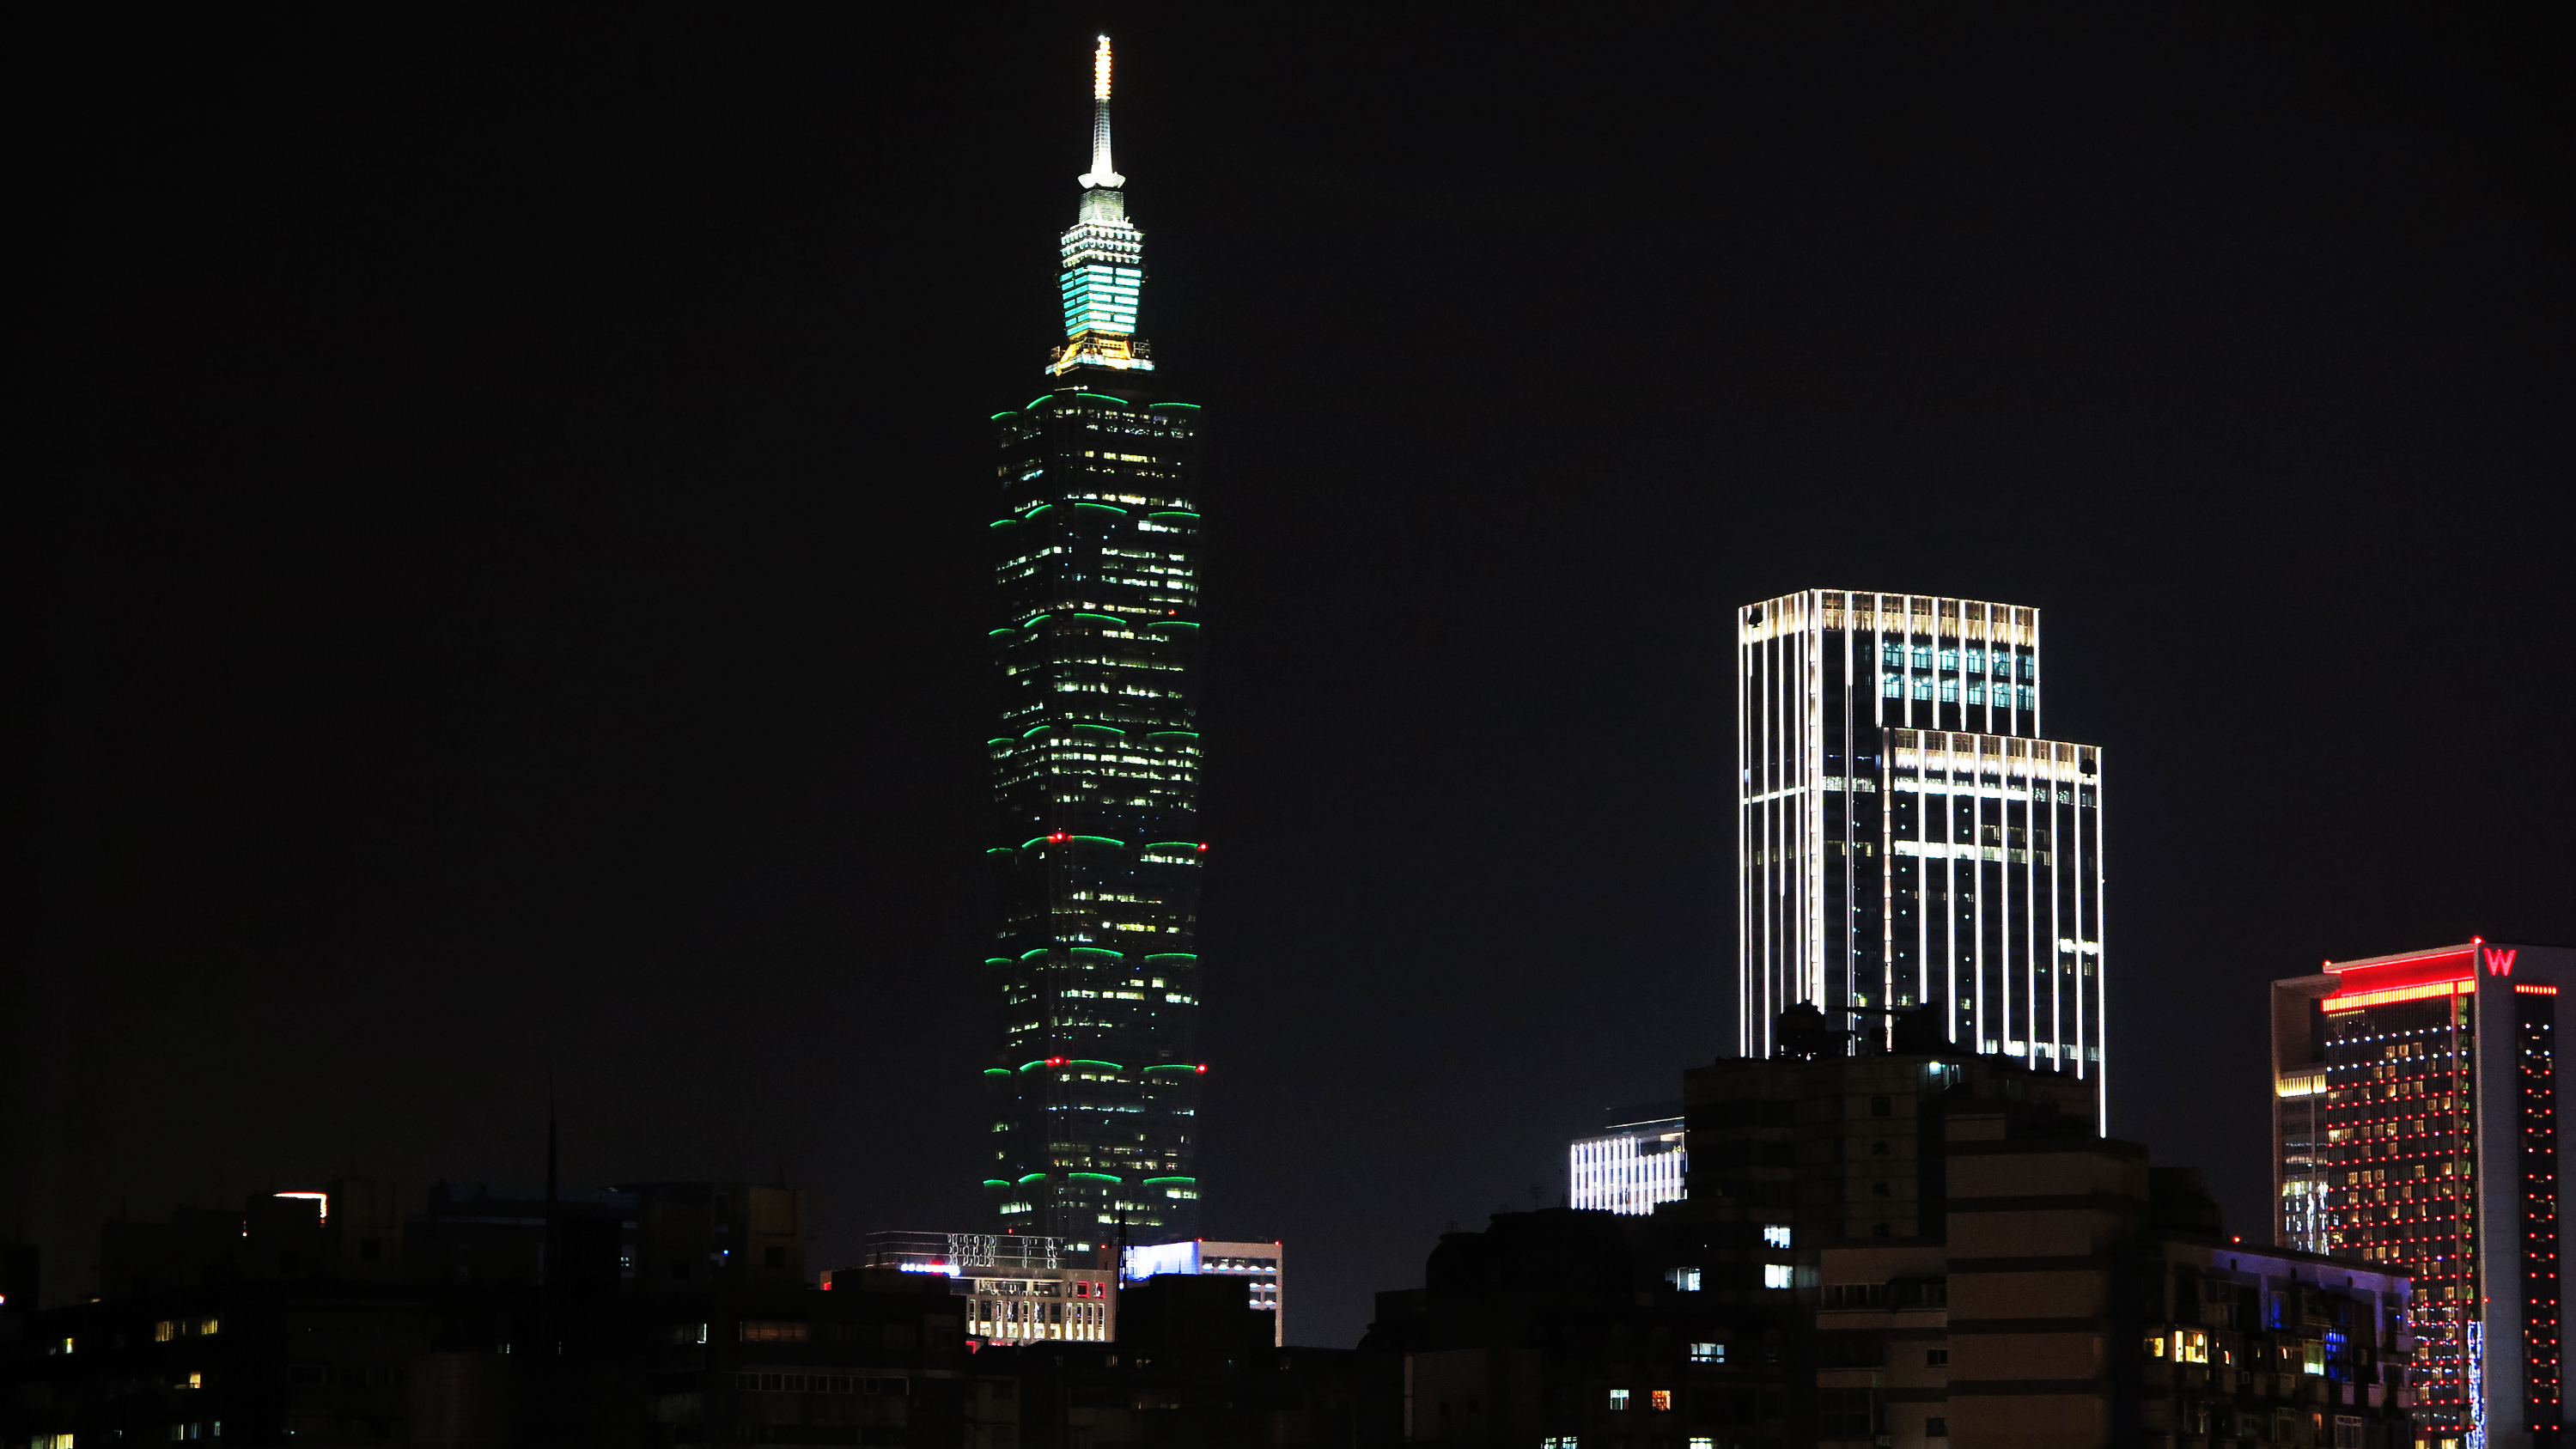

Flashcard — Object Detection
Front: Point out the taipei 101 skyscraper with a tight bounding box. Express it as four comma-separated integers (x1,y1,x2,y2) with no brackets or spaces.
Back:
977,38,1208,1250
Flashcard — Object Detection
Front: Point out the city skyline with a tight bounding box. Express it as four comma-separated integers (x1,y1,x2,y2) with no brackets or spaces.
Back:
15,11,2567,1350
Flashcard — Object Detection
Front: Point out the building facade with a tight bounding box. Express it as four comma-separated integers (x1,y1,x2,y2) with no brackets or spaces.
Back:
1371,1050,2400,1449
848,1233,1116,1348
981,36,1209,1249
2272,940,2567,1449
1121,1239,1284,1345
1568,1104,1689,1216
1738,590,2106,1117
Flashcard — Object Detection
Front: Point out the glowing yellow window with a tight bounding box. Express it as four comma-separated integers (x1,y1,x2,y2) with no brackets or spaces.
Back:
198,1318,221,1336
1651,1390,1674,1412
155,1321,178,1342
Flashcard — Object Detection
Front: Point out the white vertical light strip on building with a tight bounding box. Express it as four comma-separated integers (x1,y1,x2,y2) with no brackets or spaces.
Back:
1567,1122,1687,1215
1801,591,1823,1014
1737,612,1753,1058
2091,750,2106,1123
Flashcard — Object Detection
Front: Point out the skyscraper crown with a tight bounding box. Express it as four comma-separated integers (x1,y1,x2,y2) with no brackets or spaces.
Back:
1050,36,1152,375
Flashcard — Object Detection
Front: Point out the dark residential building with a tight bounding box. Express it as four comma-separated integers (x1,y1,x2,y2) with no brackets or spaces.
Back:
984,1273,1358,1449
1119,1241,1284,1347
2272,940,2567,1449
1736,591,2106,1111
618,1183,815,1294
1,1244,36,1308
981,34,1210,1249
621,1272,988,1448
1372,1035,2421,1449
0,1176,850,1447
9,1184,444,1447
1361,1205,1764,1449
1802,1115,2412,1449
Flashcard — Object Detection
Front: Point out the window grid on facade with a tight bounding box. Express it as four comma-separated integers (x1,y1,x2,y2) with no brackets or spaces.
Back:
2272,943,2566,1443
1738,590,2104,1122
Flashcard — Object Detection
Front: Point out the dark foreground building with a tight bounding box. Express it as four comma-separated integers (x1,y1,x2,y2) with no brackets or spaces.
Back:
979,34,1210,1250
2272,940,2567,1449
2,1178,1360,1449
983,1275,1358,1448
1369,1038,2418,1449
0,1178,984,1449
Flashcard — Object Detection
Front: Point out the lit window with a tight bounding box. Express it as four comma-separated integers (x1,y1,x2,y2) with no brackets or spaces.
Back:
1762,1225,1792,1248
1651,1390,1674,1412
1881,642,1903,667
1966,683,1985,705
1912,678,1934,701
1763,1263,1793,1289
1938,649,1958,671
1939,679,1959,703
1882,673,1902,698
1910,647,1932,669
1608,1389,1631,1411
155,1321,178,1342
1690,1342,1725,1363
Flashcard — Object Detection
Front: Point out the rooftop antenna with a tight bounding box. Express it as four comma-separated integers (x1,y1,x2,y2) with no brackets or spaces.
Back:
1077,35,1123,189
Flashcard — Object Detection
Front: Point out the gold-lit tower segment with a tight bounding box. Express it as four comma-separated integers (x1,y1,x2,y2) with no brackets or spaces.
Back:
1051,36,1152,376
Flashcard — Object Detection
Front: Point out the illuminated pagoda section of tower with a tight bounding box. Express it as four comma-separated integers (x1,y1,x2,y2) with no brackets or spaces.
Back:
981,36,1206,1250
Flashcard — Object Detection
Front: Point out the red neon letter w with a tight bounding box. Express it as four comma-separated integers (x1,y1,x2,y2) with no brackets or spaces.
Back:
2483,947,2517,977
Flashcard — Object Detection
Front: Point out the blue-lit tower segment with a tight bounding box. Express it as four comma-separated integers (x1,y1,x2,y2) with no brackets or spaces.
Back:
981,37,1206,1249
1050,36,1152,378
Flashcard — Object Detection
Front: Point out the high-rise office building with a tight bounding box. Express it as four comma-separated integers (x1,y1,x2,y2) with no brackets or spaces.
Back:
2271,940,2566,1449
1567,1103,1688,1216
980,38,1207,1250
1737,591,2107,1116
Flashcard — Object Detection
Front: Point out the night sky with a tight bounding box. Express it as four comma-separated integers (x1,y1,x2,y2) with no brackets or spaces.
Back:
17,8,2570,1346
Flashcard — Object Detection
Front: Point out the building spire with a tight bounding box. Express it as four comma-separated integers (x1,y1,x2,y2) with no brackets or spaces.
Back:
1049,33,1150,375
1078,35,1123,190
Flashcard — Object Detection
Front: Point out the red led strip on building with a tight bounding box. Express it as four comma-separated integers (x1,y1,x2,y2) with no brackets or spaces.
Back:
2323,978,2475,1012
